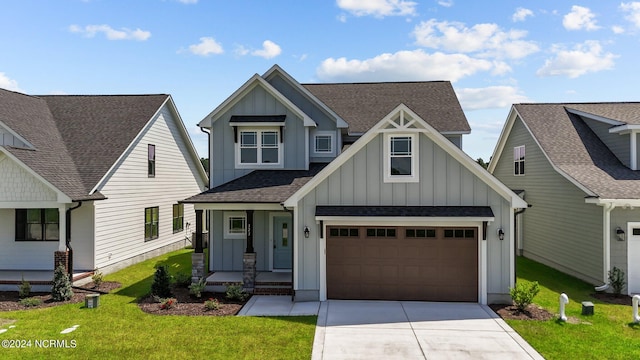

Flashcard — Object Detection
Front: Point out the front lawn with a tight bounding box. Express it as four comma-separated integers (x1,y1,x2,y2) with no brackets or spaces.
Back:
509,257,640,359
0,249,316,360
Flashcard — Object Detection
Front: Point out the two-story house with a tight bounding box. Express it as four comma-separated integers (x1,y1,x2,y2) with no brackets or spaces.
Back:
0,89,207,290
490,102,640,295
184,65,527,304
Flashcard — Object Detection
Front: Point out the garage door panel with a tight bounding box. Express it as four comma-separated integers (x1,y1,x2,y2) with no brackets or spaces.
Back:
327,226,478,302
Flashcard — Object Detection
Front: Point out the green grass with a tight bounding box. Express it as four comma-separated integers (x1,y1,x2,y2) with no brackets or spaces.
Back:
510,257,640,359
0,249,316,359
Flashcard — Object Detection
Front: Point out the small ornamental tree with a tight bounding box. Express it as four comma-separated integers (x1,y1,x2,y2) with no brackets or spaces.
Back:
51,263,74,301
509,281,540,312
151,265,172,298
608,267,626,296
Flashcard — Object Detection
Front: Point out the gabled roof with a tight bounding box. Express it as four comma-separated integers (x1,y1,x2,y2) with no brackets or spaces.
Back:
285,104,526,209
182,163,326,204
0,89,206,201
489,102,640,200
303,81,470,134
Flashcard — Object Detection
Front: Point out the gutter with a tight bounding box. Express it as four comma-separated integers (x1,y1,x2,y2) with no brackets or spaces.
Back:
513,205,531,283
65,201,82,282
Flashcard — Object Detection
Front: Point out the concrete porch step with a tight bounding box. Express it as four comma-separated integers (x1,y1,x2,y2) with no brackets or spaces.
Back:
254,286,293,295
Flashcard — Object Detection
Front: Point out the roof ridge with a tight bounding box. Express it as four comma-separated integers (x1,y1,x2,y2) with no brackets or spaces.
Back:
36,94,169,98
517,101,640,105
302,81,450,85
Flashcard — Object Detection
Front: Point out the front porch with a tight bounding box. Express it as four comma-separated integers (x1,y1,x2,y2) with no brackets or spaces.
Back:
206,271,292,295
0,270,93,292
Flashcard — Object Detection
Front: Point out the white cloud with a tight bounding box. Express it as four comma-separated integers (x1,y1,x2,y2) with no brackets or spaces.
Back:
413,19,539,59
251,40,282,59
612,25,625,34
234,45,250,56
563,5,600,31
188,37,224,56
456,86,530,111
336,0,417,17
178,0,198,3
0,72,20,91
316,49,495,82
536,40,617,78
512,7,533,22
438,0,453,7
621,2,640,27
69,24,151,41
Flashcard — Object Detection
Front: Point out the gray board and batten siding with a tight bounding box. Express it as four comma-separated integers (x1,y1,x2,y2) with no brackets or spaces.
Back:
492,115,603,284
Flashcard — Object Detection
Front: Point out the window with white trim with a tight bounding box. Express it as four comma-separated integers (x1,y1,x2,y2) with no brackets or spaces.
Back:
224,212,246,238
384,133,418,182
514,145,525,176
313,131,335,155
236,128,281,167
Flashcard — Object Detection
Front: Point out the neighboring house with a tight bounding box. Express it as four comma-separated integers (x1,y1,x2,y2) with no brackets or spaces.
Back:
183,65,527,304
489,102,640,295
0,89,208,288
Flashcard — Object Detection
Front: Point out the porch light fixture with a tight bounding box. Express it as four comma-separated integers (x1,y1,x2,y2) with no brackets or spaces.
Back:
304,226,310,238
616,227,625,241
497,228,505,241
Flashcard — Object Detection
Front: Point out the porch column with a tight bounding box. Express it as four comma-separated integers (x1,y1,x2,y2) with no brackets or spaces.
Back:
192,209,205,283
54,205,69,272
243,210,256,292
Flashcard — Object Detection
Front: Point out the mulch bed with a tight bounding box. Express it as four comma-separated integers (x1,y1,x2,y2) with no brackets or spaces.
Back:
590,292,632,306
137,285,249,316
0,281,121,312
489,303,555,321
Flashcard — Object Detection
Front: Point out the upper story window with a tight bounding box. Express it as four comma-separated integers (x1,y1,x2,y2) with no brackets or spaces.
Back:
514,145,525,176
384,134,418,183
15,209,59,241
313,131,335,156
236,128,282,168
148,144,156,177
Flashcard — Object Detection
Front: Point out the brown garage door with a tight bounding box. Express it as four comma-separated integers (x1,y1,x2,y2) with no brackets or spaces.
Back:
326,226,478,302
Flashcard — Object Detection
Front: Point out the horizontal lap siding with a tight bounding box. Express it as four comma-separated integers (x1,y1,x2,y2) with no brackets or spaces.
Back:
0,208,57,270
492,117,603,284
93,106,204,270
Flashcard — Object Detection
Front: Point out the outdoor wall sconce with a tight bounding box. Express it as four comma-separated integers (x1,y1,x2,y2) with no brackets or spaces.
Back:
497,228,505,241
304,226,310,238
616,227,626,241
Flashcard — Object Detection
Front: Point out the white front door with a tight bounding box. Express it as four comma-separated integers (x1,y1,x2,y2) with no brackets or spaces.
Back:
627,222,640,294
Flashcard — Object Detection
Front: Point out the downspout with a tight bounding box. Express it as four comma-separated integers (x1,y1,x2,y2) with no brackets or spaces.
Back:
65,201,83,282
513,206,529,284
596,202,615,291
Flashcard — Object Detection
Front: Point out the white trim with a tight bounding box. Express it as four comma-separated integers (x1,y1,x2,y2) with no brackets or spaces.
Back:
312,130,336,156
513,145,525,176
193,203,283,211
58,205,67,252
0,201,65,208
198,74,316,128
384,133,419,183
632,132,638,170
479,227,487,305
285,104,527,209
509,209,515,288
223,211,246,239
566,108,625,126
293,206,299,290
262,65,349,129
627,221,640,294
0,147,72,204
609,124,640,133
314,216,495,224
585,198,640,207
304,128,310,169
319,220,327,301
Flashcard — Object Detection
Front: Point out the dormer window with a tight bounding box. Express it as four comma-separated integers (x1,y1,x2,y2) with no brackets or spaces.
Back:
312,131,336,156
384,133,418,183
236,128,282,167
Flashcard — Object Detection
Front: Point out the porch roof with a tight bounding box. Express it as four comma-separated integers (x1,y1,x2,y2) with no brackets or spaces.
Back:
182,163,326,203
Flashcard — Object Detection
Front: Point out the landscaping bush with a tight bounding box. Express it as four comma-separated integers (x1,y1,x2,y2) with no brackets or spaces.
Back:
18,275,31,299
91,268,104,288
173,272,192,287
608,267,626,296
51,263,74,301
151,265,172,298
510,281,540,312
159,297,177,310
204,298,220,311
189,277,207,298
225,283,248,302
19,297,42,307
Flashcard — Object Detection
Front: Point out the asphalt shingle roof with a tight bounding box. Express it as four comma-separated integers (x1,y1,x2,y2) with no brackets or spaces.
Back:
303,81,470,134
515,102,640,199
182,163,327,203
316,206,494,218
0,89,169,201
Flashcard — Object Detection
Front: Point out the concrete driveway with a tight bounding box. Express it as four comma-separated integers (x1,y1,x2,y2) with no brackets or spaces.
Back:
311,300,543,360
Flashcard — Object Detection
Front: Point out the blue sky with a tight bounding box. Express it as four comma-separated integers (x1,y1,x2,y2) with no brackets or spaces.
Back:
1,0,639,162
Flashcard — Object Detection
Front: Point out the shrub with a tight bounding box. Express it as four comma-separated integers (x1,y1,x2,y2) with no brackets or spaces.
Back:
510,281,540,312
51,263,74,301
159,298,177,310
225,283,248,302
608,267,626,296
18,275,31,299
204,298,220,311
173,272,192,288
189,277,207,298
151,265,172,298
91,268,104,288
19,297,42,307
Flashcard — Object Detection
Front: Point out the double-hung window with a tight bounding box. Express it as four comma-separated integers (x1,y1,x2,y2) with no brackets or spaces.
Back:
148,144,156,177
384,134,418,182
145,207,159,241
172,204,184,233
238,129,281,166
514,145,525,175
15,209,59,241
